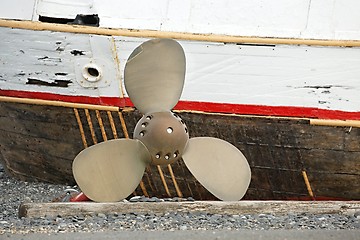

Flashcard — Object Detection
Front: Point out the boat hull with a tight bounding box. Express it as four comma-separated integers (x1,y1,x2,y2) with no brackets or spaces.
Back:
1,25,360,121
1,101,359,200
1,10,360,200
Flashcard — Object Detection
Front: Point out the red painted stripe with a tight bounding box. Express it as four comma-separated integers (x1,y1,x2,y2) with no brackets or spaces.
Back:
0,89,125,106
174,101,360,120
1,89,360,120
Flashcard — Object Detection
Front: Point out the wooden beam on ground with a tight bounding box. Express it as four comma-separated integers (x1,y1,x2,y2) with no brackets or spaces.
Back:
18,201,360,218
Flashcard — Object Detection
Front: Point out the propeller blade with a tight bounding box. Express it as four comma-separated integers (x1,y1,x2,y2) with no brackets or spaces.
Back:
72,139,150,202
124,38,186,114
182,137,251,201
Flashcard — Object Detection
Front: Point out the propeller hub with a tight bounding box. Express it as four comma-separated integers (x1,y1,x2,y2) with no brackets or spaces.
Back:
134,111,189,165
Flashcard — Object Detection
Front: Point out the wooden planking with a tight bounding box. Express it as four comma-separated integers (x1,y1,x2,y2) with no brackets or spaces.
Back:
181,112,360,162
2,25,360,116
0,27,122,100
1,25,360,117
308,173,360,200
18,201,360,218
0,100,84,127
180,112,360,199
179,41,360,113
301,149,360,175
247,167,309,200
2,149,73,183
0,102,83,184
0,122,80,160
2,0,360,42
1,102,359,200
241,145,360,175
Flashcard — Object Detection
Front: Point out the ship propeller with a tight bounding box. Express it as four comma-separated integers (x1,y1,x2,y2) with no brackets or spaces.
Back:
72,39,251,202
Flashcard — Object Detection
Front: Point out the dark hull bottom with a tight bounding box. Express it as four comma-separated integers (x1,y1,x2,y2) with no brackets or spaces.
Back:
0,102,359,200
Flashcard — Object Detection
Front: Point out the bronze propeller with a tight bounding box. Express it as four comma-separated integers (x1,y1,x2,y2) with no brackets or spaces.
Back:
72,39,251,202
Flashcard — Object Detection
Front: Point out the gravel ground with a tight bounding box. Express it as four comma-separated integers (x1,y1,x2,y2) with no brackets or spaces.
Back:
1,162,360,235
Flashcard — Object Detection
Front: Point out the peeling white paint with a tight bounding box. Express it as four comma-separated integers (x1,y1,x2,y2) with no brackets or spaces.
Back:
0,28,121,98
74,36,115,89
1,27,360,112
114,39,360,112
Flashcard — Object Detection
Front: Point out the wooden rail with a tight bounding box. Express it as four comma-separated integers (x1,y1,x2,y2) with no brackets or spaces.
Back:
310,119,360,128
0,95,119,111
1,19,360,47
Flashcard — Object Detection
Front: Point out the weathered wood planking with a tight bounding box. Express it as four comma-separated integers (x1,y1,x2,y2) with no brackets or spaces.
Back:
0,102,83,183
179,112,360,200
18,201,360,218
1,102,359,200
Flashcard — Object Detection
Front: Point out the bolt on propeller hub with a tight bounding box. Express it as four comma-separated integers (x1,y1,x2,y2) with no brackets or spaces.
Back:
134,111,189,165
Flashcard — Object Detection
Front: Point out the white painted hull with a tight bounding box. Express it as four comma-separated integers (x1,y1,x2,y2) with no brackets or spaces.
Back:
1,0,360,120
3,0,360,40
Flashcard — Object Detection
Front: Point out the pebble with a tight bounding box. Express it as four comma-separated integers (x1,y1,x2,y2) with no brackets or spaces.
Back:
179,225,188,230
97,213,106,218
0,163,360,234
